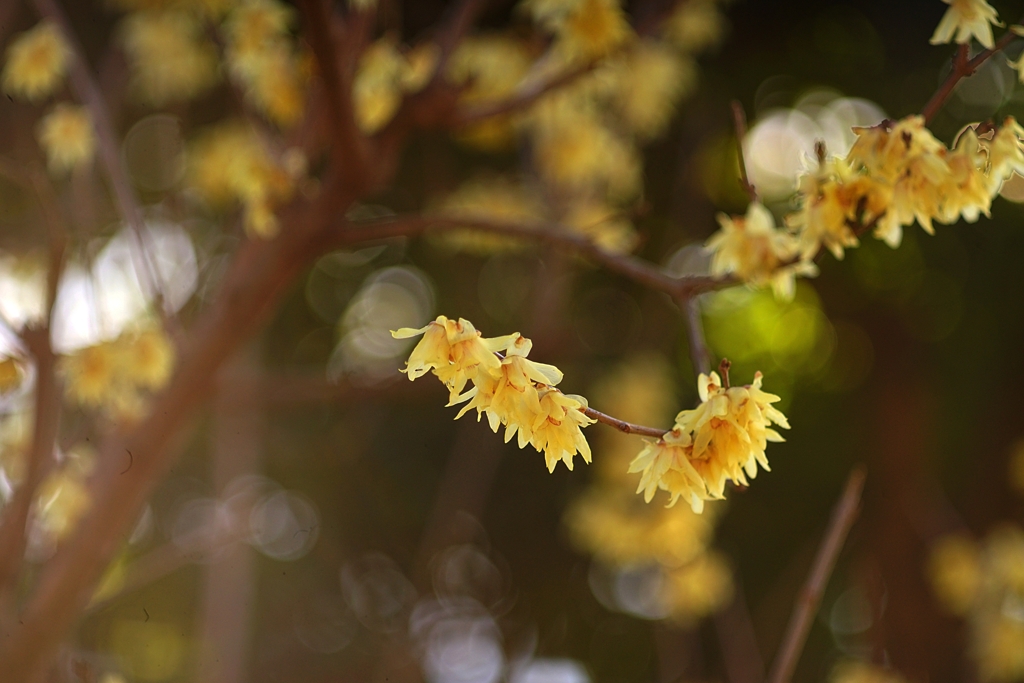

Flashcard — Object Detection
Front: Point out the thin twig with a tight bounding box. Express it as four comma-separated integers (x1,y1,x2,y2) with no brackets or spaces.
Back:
732,100,757,202
453,60,599,125
581,406,667,438
766,467,867,683
333,214,733,301
921,25,1021,124
31,0,170,322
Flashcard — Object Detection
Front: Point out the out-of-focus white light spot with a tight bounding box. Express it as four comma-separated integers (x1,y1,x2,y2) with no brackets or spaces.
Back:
249,490,320,561
123,115,186,192
0,253,46,332
330,266,434,380
51,221,197,352
293,593,358,653
171,497,225,559
510,659,591,683
413,600,504,683
340,552,417,632
432,545,506,608
611,565,671,620
829,586,875,636
745,93,885,200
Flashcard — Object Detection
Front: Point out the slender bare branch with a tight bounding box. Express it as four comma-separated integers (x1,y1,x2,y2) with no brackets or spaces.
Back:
921,25,1021,124
766,467,867,683
333,214,733,301
31,0,170,321
731,100,757,202
581,407,667,438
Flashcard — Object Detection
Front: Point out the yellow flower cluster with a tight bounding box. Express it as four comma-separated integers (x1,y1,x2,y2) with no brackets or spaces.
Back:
522,0,632,62
60,325,175,420
393,316,594,472
0,357,24,394
1,21,70,102
224,0,308,127
831,661,908,683
33,446,95,542
120,9,219,105
706,202,817,300
927,528,1024,681
188,122,303,238
564,356,734,622
709,116,1024,299
433,177,545,253
353,39,438,134
629,370,788,513
37,104,97,174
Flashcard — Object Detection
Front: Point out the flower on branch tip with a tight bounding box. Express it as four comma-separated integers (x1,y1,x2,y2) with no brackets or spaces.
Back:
2,21,70,102
930,0,1001,50
705,202,816,301
628,370,788,513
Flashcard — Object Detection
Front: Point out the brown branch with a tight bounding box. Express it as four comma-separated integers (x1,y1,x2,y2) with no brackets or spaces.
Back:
332,214,733,301
921,26,1020,124
581,406,667,438
453,60,599,126
732,100,757,202
31,0,170,322
766,467,867,683
297,0,353,170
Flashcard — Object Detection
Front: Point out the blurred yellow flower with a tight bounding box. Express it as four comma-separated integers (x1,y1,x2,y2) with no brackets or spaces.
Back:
557,0,633,61
353,38,409,134
663,550,733,622
662,0,725,54
927,534,980,615
37,103,97,173
2,21,70,101
630,371,788,512
0,357,25,394
116,326,175,390
610,41,695,139
120,10,219,104
706,202,816,300
974,614,1024,683
831,661,908,683
434,177,545,253
930,0,1001,49
448,35,532,149
533,114,640,197
61,341,119,406
563,199,637,253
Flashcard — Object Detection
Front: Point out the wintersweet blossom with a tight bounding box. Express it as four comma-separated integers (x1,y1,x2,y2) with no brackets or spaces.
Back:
930,0,1001,49
392,316,505,399
37,104,96,173
393,318,594,472
629,371,788,512
2,21,70,101
985,117,1024,193
705,202,816,300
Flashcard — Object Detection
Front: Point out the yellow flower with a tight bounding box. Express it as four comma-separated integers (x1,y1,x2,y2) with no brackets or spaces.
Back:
447,35,532,150
930,0,1001,50
610,41,695,139
529,388,594,472
556,0,633,62
223,0,293,61
939,127,991,224
787,156,891,260
0,357,25,393
986,117,1024,194
116,326,175,390
353,38,408,134
662,551,733,622
629,371,788,512
661,0,725,54
34,464,93,540
455,333,563,444
927,534,981,615
706,202,816,300
120,10,219,105
831,661,908,683
974,614,1024,683
61,342,119,406
2,21,70,101
392,315,505,399
37,104,97,173
188,122,298,237
533,114,641,197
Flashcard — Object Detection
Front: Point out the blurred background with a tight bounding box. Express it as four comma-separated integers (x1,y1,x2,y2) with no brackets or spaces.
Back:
3,0,1024,682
